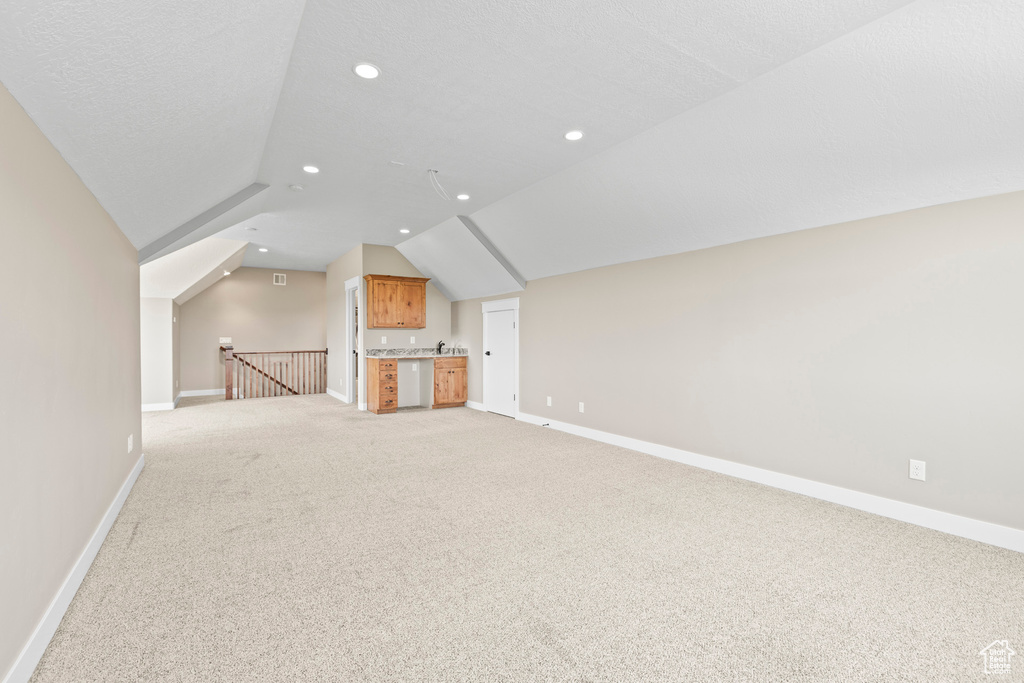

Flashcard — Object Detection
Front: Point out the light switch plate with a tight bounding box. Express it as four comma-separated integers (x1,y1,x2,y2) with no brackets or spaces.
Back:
410,336,415,344
219,337,232,344
547,396,552,406
381,336,387,344
578,402,585,413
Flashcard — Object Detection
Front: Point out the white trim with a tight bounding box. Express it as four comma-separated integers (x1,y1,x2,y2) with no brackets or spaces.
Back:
3,454,145,683
466,400,485,411
516,413,1024,554
344,277,361,407
141,402,176,412
177,388,223,397
173,393,181,408
481,297,520,313
481,297,519,419
326,387,349,403
358,401,367,411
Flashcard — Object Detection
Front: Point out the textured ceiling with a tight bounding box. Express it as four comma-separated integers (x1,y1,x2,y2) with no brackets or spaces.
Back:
472,0,1024,280
0,0,306,249
211,0,912,270
140,238,247,303
4,1,1024,287
397,216,525,302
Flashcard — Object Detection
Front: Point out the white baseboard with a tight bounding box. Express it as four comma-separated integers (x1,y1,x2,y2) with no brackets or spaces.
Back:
141,402,175,412
358,402,367,411
173,393,181,408
3,453,145,683
177,389,223,397
466,400,485,412
517,413,1024,554
326,388,349,403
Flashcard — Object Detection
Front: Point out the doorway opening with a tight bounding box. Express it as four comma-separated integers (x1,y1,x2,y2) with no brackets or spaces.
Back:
345,277,361,403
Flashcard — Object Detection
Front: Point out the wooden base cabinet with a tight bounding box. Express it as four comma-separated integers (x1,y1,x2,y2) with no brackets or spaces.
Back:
367,356,466,414
367,358,398,414
433,356,467,409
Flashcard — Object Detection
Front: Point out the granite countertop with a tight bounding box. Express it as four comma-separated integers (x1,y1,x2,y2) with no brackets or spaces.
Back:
365,347,467,359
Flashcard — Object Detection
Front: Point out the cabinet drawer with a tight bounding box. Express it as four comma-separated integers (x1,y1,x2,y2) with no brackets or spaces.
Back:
434,356,466,369
378,382,397,395
379,396,397,410
379,370,398,383
377,359,398,371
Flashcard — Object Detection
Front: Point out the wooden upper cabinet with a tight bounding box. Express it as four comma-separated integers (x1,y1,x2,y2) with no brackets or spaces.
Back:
399,282,426,328
364,274,429,329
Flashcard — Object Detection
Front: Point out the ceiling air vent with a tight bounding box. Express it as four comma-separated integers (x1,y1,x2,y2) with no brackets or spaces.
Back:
273,273,286,286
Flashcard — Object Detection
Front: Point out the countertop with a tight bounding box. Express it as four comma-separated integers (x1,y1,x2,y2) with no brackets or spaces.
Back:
365,347,467,359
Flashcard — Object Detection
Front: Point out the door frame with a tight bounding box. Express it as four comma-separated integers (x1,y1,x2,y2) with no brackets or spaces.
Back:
344,276,361,406
481,297,519,418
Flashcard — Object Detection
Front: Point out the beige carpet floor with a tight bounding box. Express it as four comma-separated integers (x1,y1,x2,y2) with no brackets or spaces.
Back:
31,395,1024,682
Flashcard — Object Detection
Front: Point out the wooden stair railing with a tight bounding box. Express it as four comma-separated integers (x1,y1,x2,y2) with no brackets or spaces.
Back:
221,346,327,400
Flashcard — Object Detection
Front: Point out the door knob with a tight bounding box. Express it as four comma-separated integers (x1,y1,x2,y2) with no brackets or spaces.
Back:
485,351,491,356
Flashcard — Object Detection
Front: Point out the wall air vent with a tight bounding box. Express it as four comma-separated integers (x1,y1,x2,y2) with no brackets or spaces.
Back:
273,273,286,286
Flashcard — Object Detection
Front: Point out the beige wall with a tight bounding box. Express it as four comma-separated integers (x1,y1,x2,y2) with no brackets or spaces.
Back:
140,298,175,406
325,244,453,405
362,244,452,352
325,245,362,397
0,84,142,678
454,190,1024,531
179,267,326,391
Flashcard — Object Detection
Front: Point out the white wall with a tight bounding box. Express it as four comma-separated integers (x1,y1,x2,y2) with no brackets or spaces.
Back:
454,190,1024,533
140,298,175,408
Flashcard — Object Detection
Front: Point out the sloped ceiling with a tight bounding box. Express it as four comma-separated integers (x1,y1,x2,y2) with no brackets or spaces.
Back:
3,1,1024,286
0,0,305,249
397,216,525,302
140,238,248,304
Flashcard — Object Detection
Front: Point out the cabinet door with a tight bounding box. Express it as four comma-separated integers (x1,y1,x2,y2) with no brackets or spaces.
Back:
449,367,467,403
400,281,426,328
371,280,402,328
434,368,450,405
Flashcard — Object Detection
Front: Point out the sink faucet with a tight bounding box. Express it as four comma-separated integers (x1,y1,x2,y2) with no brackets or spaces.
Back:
437,341,446,354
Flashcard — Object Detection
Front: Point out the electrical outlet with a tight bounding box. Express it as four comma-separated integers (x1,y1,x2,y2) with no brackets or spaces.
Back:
412,364,417,372
547,396,552,407
175,379,179,388
127,434,133,454
909,459,926,481
578,402,585,413
410,336,415,344
381,336,387,344
219,337,232,344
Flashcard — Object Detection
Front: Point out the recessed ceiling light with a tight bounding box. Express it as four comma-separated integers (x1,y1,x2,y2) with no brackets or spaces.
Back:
564,130,584,141
258,248,268,252
399,229,410,234
353,63,380,79
456,194,470,201
288,184,304,191
303,165,319,174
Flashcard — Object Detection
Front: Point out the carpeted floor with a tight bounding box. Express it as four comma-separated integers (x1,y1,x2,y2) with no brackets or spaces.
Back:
31,395,1024,681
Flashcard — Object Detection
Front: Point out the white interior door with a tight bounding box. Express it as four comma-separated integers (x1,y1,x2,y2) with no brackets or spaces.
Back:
483,306,517,417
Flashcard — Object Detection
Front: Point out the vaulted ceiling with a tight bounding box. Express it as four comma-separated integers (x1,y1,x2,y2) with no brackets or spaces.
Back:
2,1,1023,292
